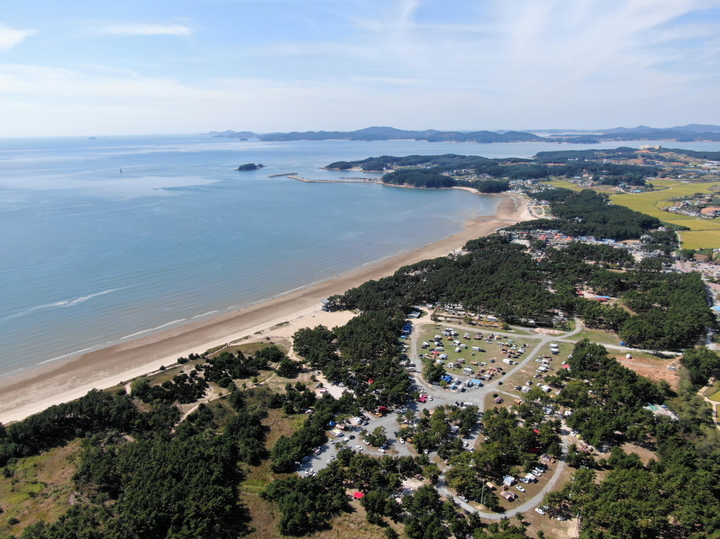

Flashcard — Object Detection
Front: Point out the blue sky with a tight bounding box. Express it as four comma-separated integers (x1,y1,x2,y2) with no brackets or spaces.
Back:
1,0,719,136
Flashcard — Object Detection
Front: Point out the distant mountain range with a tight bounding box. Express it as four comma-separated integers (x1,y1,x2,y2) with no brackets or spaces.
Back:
207,125,720,144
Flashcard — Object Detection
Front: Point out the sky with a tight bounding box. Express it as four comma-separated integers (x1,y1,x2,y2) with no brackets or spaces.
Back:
1,0,720,137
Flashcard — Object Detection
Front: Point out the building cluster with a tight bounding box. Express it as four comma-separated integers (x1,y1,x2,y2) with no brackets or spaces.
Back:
664,192,720,218
499,228,666,261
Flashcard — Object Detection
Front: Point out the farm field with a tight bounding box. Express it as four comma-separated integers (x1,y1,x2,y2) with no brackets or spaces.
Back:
678,230,720,249
610,182,713,219
607,179,720,248
544,180,583,191
668,219,720,231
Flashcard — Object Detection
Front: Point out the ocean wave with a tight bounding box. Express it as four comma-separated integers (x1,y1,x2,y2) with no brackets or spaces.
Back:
120,319,187,340
0,287,129,325
37,347,94,366
191,310,219,319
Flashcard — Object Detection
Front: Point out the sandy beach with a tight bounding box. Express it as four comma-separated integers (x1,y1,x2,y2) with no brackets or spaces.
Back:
0,193,532,424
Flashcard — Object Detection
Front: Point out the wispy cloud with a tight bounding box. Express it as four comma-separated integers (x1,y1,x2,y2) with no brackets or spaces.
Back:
1,0,720,135
99,23,192,37
0,25,35,50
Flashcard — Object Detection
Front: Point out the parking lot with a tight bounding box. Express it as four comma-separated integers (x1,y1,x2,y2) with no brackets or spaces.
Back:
299,318,578,518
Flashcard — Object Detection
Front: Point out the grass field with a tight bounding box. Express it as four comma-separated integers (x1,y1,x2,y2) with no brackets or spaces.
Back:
543,180,583,191
0,441,81,537
418,324,540,380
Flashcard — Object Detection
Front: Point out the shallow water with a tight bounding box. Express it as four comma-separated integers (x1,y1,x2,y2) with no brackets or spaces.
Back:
1,134,715,377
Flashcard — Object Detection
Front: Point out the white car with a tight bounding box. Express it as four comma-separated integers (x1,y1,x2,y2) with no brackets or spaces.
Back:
535,507,546,515
378,448,386,453
516,485,526,493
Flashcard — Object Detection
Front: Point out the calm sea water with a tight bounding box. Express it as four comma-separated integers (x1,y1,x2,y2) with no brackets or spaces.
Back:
0,135,716,377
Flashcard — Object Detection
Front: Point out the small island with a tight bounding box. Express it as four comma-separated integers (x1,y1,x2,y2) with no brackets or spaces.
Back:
236,163,264,171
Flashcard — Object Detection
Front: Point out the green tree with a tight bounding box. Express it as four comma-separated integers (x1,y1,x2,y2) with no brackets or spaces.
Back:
276,357,301,378
681,347,720,386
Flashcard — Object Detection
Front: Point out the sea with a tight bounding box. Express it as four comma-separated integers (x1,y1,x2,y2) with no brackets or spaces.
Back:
1,135,718,378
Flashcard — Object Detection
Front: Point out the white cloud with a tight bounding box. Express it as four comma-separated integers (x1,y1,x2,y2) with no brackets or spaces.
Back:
1,0,720,135
99,24,192,37
0,26,35,50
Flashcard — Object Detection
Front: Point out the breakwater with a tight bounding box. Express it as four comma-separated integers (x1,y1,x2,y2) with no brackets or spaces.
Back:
288,175,380,184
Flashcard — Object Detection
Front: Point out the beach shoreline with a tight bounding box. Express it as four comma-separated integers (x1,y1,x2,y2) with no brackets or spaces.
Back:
0,192,532,424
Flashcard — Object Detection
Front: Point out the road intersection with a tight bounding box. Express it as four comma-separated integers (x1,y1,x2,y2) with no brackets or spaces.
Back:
300,317,602,518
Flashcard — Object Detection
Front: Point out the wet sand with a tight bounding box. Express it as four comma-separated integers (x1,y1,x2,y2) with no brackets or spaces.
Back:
0,193,532,424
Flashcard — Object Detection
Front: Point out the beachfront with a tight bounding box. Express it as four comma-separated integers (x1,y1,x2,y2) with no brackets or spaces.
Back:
0,193,532,424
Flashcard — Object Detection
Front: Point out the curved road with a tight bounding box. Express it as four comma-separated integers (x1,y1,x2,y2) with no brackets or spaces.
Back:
402,318,582,517
303,317,623,516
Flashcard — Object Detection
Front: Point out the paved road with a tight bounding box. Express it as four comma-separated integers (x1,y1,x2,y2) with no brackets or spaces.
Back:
436,428,570,519
299,317,602,514
401,319,574,517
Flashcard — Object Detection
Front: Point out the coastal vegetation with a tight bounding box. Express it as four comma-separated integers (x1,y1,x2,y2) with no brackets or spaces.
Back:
381,169,456,189
327,223,712,350
3,158,720,539
506,188,662,240
326,148,720,249
325,151,660,192
539,350,720,538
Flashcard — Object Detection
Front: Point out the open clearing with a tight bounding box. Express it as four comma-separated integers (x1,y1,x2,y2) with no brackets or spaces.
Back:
0,440,81,537
614,353,682,390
